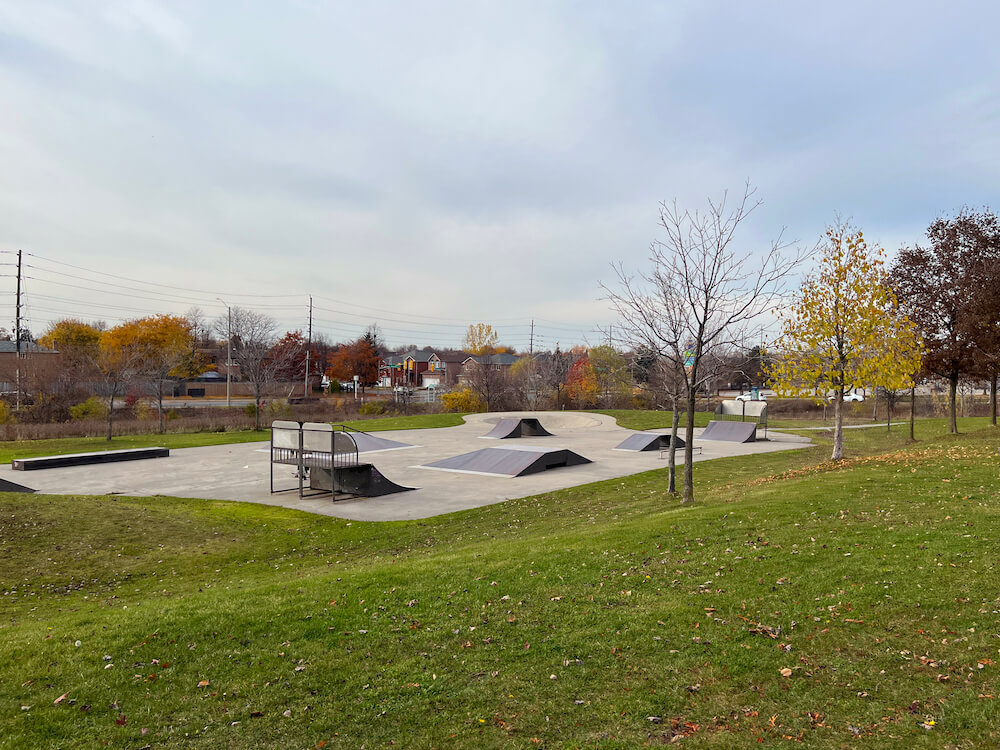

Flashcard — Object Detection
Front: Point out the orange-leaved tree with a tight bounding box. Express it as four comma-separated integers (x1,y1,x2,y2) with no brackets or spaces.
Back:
326,337,380,396
109,315,203,433
566,355,599,408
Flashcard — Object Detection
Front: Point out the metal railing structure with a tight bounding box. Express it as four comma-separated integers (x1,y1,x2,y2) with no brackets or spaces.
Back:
270,421,360,498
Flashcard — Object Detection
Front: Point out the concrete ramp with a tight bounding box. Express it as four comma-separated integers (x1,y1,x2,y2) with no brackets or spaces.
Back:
419,446,591,477
482,417,553,439
0,477,35,493
350,432,415,454
700,420,757,443
310,463,414,497
614,433,685,451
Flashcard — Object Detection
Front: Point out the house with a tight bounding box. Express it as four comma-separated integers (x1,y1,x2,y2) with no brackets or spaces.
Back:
378,348,488,388
378,349,437,387
459,352,519,382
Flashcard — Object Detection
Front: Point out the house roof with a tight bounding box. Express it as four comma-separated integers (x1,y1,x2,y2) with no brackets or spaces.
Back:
0,341,56,354
404,348,438,363
464,352,519,366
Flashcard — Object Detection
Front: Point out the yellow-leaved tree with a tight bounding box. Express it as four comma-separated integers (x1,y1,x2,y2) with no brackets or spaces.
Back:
766,222,922,460
463,323,505,355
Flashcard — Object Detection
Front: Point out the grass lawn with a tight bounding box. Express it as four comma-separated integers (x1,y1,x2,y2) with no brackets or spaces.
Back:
2,418,1000,747
590,409,713,431
339,413,468,432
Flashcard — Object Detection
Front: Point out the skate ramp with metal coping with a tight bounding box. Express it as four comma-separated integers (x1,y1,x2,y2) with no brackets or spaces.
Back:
614,432,686,451
699,420,757,443
481,417,553,439
418,446,591,477
309,463,414,497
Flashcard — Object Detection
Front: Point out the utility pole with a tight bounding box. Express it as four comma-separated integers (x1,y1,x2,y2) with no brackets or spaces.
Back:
304,295,313,398
529,319,534,357
14,249,22,411
217,298,231,408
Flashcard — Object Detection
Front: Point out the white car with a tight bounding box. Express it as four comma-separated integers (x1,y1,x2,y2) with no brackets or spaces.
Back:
735,392,766,402
829,392,865,403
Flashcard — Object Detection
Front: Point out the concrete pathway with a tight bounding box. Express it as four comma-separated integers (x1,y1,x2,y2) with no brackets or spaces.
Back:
0,412,812,521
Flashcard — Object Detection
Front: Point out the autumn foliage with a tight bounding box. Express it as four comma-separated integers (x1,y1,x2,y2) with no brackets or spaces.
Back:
767,223,922,459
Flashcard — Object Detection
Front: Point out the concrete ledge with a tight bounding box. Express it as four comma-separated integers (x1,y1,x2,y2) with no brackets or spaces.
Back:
12,447,170,471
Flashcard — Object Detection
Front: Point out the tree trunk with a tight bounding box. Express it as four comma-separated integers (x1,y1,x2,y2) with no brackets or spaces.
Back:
682,387,696,503
157,380,165,434
106,393,115,442
831,391,844,461
668,397,679,494
948,373,959,434
991,371,997,427
872,389,879,422
909,384,915,441
255,394,262,430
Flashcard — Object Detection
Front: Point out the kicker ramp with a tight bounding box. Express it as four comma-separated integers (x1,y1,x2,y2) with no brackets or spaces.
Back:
420,446,591,477
699,420,757,443
0,477,35,493
482,417,553,439
310,463,414,497
614,433,685,451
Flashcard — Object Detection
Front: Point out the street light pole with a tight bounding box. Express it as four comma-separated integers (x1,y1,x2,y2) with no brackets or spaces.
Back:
217,298,232,408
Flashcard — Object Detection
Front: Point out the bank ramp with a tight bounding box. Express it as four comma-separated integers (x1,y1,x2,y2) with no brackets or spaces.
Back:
482,418,553,439
419,446,590,477
699,420,757,443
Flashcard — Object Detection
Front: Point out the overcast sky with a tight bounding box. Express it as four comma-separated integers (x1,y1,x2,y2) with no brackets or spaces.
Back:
1,1,998,350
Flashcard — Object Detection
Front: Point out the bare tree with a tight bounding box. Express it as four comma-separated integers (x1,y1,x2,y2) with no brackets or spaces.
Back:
463,355,510,411
605,183,805,503
536,348,573,409
214,308,291,429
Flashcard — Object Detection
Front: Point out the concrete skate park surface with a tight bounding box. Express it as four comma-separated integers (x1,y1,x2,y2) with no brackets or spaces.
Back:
0,412,812,522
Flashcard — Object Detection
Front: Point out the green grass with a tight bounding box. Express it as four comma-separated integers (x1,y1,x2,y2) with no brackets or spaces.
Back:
2,418,1000,747
340,413,468,431
591,409,713,430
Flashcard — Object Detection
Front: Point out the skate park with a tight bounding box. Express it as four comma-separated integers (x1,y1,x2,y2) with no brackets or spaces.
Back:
0,411,811,522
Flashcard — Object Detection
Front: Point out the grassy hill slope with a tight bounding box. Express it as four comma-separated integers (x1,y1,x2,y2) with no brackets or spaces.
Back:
2,419,999,748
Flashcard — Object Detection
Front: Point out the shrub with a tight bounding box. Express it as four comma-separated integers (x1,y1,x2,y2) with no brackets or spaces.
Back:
359,400,386,416
441,387,486,413
166,409,179,421
0,400,14,425
264,401,293,420
134,401,156,421
245,403,258,418
69,396,108,421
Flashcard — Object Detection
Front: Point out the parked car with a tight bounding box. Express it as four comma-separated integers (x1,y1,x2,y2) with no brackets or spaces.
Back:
735,392,767,402
829,392,865,402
